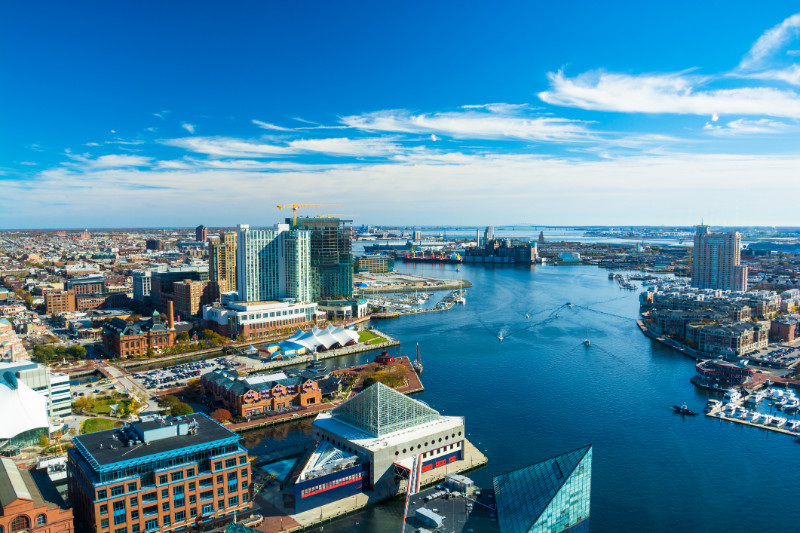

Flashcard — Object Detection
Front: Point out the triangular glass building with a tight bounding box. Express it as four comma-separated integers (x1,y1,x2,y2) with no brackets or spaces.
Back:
493,445,592,533
330,382,440,437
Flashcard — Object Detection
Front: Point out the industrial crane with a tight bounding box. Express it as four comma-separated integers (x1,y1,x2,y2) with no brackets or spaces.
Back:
276,203,339,227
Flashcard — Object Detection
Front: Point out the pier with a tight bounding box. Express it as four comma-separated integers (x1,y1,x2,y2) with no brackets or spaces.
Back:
705,394,800,437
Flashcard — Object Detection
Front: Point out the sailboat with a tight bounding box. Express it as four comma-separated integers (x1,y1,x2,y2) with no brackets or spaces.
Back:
412,343,423,374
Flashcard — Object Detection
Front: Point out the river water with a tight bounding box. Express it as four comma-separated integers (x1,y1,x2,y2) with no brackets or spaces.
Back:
244,262,800,533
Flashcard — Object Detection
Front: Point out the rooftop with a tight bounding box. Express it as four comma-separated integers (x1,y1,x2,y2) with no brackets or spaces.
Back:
74,413,239,468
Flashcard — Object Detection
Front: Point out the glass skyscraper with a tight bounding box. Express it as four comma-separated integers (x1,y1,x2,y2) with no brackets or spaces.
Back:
493,445,592,533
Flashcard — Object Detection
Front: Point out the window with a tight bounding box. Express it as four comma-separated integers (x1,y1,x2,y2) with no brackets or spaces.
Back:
175,511,185,522
201,504,213,514
101,519,109,529
173,486,184,496
128,482,137,492
115,528,127,533
171,471,183,482
159,475,168,485
190,509,197,518
227,472,237,481
200,491,213,501
143,505,158,517
216,475,222,484
163,516,170,527
241,481,248,490
161,489,169,499
239,455,247,465
218,500,225,510
132,525,140,533
100,505,109,515
213,462,222,471
186,468,195,478
217,487,224,496
188,482,195,491
130,496,138,507
162,501,170,512
36,515,46,526
189,495,196,504
131,510,139,520
240,469,248,477
115,515,126,525
225,458,236,468
113,501,126,513
144,519,158,532
174,498,185,508
228,496,238,507
242,493,248,503
98,489,108,499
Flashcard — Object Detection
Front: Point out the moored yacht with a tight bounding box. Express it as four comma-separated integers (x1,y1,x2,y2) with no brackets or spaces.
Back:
705,400,722,412
772,417,787,427
750,412,762,423
723,388,741,404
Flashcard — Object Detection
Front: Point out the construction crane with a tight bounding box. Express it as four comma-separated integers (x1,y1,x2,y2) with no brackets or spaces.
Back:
276,203,339,227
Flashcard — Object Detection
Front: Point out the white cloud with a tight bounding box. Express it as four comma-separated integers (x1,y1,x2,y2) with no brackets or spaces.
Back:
342,107,594,142
252,119,292,131
287,137,402,157
66,154,153,169
739,13,800,70
161,137,292,158
539,69,800,118
181,123,196,134
704,118,791,135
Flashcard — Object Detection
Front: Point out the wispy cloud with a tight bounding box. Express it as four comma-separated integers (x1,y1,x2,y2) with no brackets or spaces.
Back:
704,118,792,135
539,70,800,118
161,137,292,158
252,119,292,131
287,137,402,157
738,13,800,71
181,123,196,134
342,106,594,142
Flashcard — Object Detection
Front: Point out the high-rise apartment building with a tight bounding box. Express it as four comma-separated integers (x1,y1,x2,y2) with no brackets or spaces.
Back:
294,217,353,300
132,271,152,304
691,225,748,291
209,232,237,291
195,225,208,242
236,224,311,302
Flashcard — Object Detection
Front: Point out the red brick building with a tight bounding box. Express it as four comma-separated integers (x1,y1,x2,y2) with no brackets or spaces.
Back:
201,369,321,418
0,458,74,533
102,306,176,358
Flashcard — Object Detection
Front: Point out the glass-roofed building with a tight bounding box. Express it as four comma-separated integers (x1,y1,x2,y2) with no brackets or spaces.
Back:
283,382,466,512
493,445,592,533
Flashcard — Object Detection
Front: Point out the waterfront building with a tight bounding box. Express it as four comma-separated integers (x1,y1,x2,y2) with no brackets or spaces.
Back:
236,224,311,303
0,457,74,533
132,271,152,305
195,224,208,242
102,308,176,358
67,414,252,533
493,445,592,533
200,369,321,418
0,317,29,362
317,299,369,321
0,369,49,450
0,361,71,419
284,382,466,512
202,300,317,339
685,321,768,357
693,359,755,388
691,225,748,291
293,217,353,300
210,232,237,293
277,325,359,355
354,254,394,274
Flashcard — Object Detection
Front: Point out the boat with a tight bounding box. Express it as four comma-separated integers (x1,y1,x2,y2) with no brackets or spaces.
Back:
412,343,423,374
722,388,741,404
498,332,504,342
673,403,698,416
566,302,573,307
704,400,722,412
750,412,762,423
737,409,750,420
762,415,774,425
786,420,800,431
772,417,787,427
584,338,591,347
785,398,800,411
776,396,788,408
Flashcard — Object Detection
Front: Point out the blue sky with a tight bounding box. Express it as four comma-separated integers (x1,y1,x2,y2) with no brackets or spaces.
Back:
2,2,800,228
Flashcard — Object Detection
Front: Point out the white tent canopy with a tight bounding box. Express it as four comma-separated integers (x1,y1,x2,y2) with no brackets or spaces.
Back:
0,371,48,440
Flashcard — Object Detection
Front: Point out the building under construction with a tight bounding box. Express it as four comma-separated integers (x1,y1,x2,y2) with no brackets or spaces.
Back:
293,217,354,300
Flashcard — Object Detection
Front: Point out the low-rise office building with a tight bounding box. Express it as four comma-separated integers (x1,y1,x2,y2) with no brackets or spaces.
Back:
67,414,252,533
200,369,321,418
102,308,176,358
202,300,317,339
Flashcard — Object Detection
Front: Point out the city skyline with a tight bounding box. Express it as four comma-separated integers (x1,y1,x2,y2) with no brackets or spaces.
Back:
2,3,800,228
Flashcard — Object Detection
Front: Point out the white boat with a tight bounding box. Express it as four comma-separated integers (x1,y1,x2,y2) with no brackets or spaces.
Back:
705,400,722,412
786,420,800,431
776,396,788,408
761,415,774,425
737,409,750,419
772,417,787,427
785,398,800,411
750,412,762,423
722,388,741,404
498,332,503,342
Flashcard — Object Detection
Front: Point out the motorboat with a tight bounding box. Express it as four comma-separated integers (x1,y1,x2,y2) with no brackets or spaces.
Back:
785,398,799,411
673,403,698,416
750,412,762,423
737,409,750,420
772,417,787,427
786,420,800,431
722,388,741,404
762,415,774,425
498,332,503,342
705,400,722,412
584,338,591,347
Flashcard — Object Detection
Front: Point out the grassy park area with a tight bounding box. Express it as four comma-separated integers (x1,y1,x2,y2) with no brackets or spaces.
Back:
358,330,388,345
82,418,123,434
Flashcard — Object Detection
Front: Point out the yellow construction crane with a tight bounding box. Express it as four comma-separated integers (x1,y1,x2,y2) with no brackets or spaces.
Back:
276,203,339,227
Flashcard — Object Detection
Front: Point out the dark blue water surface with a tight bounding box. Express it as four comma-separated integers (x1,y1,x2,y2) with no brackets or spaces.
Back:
246,263,800,533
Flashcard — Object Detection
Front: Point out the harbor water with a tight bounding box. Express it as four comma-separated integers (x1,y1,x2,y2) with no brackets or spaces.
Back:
246,262,800,533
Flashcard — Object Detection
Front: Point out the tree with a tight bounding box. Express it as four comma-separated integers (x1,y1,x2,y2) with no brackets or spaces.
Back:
145,348,155,358
68,344,87,359
178,331,190,341
158,395,181,409
171,403,194,416
38,433,50,447
210,408,232,423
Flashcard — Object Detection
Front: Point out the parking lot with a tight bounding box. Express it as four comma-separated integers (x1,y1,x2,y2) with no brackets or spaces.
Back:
129,358,240,395
747,346,800,369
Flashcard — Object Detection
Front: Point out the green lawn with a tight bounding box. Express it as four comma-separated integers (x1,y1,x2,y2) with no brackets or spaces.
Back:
83,418,122,434
83,397,132,415
358,330,382,342
368,337,387,345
